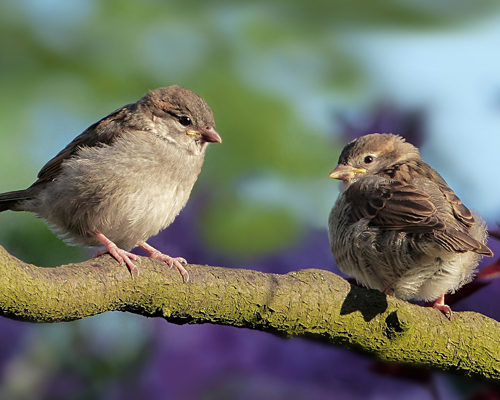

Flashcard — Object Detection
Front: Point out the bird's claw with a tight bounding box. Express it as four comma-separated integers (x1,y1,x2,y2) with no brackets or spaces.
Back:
151,253,189,282
432,295,453,320
138,242,190,282
93,247,140,277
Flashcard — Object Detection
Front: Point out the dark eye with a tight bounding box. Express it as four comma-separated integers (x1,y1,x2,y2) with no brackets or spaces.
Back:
364,155,374,164
178,116,192,126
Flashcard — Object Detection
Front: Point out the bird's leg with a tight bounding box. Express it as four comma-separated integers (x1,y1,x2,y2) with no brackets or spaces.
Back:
138,242,189,282
432,294,452,319
93,231,139,276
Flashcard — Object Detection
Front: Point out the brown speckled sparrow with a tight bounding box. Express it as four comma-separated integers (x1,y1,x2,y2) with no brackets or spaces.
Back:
328,133,492,317
0,85,221,281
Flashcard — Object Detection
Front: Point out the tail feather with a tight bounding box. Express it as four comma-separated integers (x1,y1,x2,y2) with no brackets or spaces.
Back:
0,190,32,212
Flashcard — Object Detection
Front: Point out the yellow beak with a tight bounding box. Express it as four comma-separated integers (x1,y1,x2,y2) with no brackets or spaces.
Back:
329,165,366,180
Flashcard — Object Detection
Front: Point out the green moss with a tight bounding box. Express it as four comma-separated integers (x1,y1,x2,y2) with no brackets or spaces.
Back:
0,247,499,380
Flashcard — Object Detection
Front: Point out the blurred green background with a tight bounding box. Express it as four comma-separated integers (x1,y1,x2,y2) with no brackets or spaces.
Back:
1,1,500,399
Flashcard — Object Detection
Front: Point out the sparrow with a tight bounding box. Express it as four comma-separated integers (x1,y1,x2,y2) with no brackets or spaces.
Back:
0,85,222,281
328,133,493,317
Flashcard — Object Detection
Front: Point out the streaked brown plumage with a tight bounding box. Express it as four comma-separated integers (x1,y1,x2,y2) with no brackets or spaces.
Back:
328,133,492,317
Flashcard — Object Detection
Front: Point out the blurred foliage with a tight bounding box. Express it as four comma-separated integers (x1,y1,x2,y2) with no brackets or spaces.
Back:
0,212,84,266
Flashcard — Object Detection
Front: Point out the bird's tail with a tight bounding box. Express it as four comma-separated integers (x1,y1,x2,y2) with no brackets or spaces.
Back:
0,190,31,212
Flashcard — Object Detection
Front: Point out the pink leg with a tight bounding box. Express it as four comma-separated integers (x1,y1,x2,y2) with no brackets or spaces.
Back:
93,231,140,276
138,242,189,282
432,294,452,319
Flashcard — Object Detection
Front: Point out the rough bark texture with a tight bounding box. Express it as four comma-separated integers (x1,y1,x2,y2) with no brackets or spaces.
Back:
0,245,499,381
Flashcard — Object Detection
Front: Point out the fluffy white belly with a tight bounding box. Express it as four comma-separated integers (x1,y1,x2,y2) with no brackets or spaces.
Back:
30,136,202,250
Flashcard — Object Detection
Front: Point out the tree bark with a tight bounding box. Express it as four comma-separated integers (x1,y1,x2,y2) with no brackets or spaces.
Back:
0,245,499,381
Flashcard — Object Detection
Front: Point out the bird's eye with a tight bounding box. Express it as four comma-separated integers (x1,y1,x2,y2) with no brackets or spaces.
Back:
178,116,192,126
364,155,374,164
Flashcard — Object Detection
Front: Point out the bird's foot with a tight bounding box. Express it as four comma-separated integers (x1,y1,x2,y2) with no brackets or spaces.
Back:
93,232,140,277
139,242,189,282
432,294,452,320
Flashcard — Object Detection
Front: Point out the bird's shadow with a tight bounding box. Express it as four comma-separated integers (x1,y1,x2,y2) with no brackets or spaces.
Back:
340,285,388,322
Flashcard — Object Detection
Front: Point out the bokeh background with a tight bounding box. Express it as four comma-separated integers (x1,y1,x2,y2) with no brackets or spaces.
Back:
1,1,500,399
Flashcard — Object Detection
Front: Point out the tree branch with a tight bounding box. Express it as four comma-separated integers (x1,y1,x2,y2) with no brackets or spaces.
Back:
0,245,499,381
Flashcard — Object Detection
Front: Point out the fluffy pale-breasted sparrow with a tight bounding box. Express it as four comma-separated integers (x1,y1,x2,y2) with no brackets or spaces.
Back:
328,133,492,317
0,85,222,281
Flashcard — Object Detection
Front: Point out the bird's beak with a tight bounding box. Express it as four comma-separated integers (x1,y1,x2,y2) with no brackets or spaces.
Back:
187,127,222,143
329,164,366,180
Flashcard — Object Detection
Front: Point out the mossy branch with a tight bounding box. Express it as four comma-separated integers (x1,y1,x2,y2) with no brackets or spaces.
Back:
0,245,499,381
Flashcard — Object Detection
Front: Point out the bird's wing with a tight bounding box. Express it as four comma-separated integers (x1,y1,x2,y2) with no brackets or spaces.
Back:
345,177,492,255
434,176,475,228
34,104,134,185
434,179,492,255
345,177,443,232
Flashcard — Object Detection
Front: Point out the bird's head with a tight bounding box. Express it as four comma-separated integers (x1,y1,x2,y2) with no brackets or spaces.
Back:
139,85,222,152
329,133,420,185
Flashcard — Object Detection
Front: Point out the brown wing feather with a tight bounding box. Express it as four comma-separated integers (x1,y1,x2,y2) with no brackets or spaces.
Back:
345,176,492,255
346,178,444,233
437,182,475,227
34,104,135,185
386,160,476,228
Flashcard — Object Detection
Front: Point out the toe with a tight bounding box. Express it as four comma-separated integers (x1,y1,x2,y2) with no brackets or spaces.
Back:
432,302,452,320
172,259,190,282
123,257,139,277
